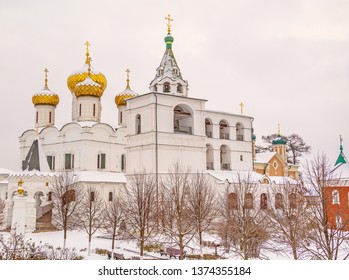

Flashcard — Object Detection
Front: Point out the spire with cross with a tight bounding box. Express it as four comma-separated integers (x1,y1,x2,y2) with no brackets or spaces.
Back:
165,14,173,34
126,68,131,88
44,68,49,89
239,102,244,115
85,41,91,63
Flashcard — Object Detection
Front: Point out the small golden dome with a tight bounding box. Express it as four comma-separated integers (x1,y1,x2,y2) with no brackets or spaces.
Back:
67,42,107,94
32,68,60,106
115,69,137,106
74,76,102,98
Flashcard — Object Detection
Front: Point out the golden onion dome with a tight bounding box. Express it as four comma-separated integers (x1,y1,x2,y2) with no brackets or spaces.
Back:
115,69,138,106
67,41,107,94
32,69,60,106
74,76,102,98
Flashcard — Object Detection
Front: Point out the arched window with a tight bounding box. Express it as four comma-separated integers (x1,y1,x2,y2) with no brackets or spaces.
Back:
121,154,126,172
332,190,340,204
228,193,238,209
205,118,213,138
206,144,214,170
109,192,113,202
260,193,267,209
154,84,158,92
79,104,82,116
36,112,38,123
336,215,342,229
49,112,52,124
163,82,170,93
219,120,229,139
236,122,244,141
262,178,270,184
275,193,283,209
47,192,52,202
177,84,183,93
93,104,96,117
135,114,141,134
245,193,253,209
173,105,193,134
220,145,231,170
289,193,297,209
119,111,123,125
90,191,95,202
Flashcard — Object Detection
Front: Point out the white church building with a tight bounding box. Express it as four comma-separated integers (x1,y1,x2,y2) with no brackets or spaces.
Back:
0,17,296,233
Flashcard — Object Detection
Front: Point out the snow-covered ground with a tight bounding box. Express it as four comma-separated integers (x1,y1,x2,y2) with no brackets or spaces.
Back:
0,230,290,260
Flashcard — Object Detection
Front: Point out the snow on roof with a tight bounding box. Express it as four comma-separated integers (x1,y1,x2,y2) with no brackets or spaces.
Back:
331,162,349,180
69,64,101,76
77,171,126,183
7,170,126,184
0,167,12,174
254,152,276,164
76,76,101,87
207,169,264,183
267,176,299,185
8,170,55,178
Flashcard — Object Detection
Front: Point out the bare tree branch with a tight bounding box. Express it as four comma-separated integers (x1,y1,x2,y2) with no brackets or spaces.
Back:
302,153,349,259
50,171,83,250
79,185,105,256
122,172,156,259
161,163,196,260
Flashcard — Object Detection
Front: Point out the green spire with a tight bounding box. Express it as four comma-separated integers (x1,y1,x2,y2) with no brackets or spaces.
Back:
335,135,347,166
164,14,174,49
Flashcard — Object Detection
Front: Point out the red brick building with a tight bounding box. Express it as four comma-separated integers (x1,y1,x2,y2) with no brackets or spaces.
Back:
326,140,349,231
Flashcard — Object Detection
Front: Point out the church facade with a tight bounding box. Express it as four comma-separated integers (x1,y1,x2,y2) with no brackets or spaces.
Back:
0,17,299,233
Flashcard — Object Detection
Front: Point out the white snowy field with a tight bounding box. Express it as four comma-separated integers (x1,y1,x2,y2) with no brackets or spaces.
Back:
0,229,290,260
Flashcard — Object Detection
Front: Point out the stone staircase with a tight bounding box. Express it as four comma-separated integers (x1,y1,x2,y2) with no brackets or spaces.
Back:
35,209,57,232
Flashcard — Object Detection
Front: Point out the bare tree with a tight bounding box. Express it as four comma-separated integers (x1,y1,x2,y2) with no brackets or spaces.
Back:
122,172,156,259
218,173,270,259
0,198,5,228
161,163,195,260
302,153,349,259
258,133,311,164
50,171,83,250
287,134,311,164
79,186,105,256
102,192,124,256
267,182,309,259
187,172,216,259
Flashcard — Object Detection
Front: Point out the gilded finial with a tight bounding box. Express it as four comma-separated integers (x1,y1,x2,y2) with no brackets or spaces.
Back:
87,57,91,76
18,178,23,187
126,69,131,89
44,68,49,88
278,123,281,136
85,41,91,64
239,102,244,115
340,135,343,151
165,14,173,34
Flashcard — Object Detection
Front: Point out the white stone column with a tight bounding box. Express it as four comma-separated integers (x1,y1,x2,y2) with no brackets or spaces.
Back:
11,195,36,235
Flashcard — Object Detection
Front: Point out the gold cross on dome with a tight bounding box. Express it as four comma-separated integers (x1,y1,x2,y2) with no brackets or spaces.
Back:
44,68,49,87
278,123,281,135
126,68,131,79
126,69,131,87
239,102,244,114
85,41,91,52
165,14,173,33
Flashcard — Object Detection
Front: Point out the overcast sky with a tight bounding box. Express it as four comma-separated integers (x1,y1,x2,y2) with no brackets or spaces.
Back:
0,0,348,171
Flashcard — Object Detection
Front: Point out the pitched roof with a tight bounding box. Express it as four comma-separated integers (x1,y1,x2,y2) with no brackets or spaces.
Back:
21,139,50,172
254,152,276,164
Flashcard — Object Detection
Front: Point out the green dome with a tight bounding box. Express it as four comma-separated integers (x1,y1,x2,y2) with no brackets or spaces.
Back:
252,134,256,141
164,34,174,49
272,136,287,145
